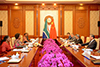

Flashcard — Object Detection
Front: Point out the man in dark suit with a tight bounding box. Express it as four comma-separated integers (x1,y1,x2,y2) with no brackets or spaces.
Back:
70,33,76,41
75,34,83,44
79,34,97,49
66,32,72,40
68,33,76,42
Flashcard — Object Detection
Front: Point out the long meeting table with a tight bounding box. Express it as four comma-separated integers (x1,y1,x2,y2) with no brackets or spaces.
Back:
64,46,100,67
0,47,38,67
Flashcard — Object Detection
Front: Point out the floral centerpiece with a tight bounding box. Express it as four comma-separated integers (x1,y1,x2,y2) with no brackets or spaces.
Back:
38,39,73,67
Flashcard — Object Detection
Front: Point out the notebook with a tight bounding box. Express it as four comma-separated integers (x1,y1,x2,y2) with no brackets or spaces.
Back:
8,58,21,63
91,60,100,64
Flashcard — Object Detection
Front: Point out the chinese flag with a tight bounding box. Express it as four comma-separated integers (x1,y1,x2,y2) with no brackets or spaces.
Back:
50,19,57,39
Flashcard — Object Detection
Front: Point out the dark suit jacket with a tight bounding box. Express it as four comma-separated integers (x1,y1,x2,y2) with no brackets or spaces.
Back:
71,36,76,41
81,40,97,49
75,38,83,44
66,35,72,40
69,36,76,42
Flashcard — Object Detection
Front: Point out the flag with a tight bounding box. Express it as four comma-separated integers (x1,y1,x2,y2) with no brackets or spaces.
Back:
42,19,50,39
50,19,57,39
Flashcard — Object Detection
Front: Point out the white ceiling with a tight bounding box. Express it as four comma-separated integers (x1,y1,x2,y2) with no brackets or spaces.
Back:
0,0,100,4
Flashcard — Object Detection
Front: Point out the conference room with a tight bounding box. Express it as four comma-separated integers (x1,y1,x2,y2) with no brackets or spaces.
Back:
0,0,100,67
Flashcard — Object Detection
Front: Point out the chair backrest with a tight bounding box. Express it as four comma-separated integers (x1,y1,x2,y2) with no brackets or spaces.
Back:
86,37,90,43
95,38,100,50
64,38,67,39
39,38,42,43
81,36,85,43
20,35,23,42
9,38,12,48
11,37,15,47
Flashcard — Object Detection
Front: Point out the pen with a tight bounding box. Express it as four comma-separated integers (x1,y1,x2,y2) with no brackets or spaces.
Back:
21,55,25,59
85,56,90,60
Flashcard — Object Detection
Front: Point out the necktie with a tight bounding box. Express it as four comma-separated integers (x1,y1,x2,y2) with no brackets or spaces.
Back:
89,40,92,45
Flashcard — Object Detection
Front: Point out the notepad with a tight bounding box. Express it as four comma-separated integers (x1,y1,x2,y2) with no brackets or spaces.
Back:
91,60,100,64
0,57,9,61
8,58,21,63
82,53,90,60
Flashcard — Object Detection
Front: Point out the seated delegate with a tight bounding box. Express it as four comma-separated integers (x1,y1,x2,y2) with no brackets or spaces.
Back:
14,33,24,48
23,33,30,43
66,32,72,40
79,34,97,49
74,34,83,44
0,36,11,53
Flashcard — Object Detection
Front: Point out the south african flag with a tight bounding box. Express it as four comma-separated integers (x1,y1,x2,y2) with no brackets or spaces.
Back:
42,19,50,39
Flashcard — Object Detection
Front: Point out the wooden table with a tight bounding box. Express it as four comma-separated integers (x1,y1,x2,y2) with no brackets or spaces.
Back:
0,47,38,67
64,46,100,67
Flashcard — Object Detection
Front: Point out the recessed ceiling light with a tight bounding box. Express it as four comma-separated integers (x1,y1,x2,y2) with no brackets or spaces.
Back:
80,3,83,6
54,3,57,6
15,3,18,5
42,3,45,6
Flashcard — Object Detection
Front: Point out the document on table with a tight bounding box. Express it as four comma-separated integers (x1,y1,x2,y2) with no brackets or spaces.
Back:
13,49,22,51
13,49,29,52
91,55,100,59
8,59,21,63
0,57,9,61
82,49,93,51
21,50,29,52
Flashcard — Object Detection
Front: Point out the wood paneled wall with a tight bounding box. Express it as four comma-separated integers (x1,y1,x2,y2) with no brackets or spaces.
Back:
0,4,100,38
75,10,89,36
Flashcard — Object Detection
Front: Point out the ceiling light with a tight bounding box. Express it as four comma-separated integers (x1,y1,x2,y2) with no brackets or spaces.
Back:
15,3,18,5
42,3,45,6
80,3,83,6
54,3,57,6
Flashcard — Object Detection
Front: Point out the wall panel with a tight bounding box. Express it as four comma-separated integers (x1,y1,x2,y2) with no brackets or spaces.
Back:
10,10,23,36
25,11,34,35
64,11,73,35
75,10,89,36
0,10,8,35
90,11,99,35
